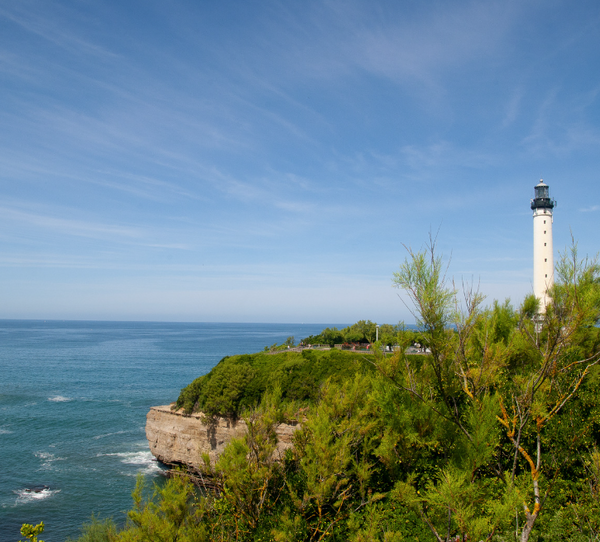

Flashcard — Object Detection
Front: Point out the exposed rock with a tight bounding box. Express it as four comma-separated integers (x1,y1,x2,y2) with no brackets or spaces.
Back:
146,404,299,470
24,485,50,493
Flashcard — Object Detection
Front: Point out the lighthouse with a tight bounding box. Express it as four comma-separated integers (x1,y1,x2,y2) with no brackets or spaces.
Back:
531,179,556,311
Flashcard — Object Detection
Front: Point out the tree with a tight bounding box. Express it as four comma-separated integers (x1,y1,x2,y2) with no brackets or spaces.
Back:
20,523,45,542
500,241,600,540
115,475,208,542
204,391,286,540
275,373,384,541
384,237,600,541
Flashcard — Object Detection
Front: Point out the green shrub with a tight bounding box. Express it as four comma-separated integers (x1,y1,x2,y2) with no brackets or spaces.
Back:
175,349,377,417
67,515,118,542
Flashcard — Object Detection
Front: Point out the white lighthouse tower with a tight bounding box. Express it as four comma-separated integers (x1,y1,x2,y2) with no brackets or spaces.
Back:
531,179,556,311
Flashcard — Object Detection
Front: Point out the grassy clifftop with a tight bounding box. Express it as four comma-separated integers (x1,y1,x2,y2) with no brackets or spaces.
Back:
175,348,383,417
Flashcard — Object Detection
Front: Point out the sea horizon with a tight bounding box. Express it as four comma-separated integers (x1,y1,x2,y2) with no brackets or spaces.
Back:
0,318,362,325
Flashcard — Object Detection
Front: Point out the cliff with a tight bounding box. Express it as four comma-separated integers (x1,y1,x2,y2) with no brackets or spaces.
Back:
146,405,298,469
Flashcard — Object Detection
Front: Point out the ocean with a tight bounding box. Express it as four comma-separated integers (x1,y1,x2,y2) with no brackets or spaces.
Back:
0,320,338,542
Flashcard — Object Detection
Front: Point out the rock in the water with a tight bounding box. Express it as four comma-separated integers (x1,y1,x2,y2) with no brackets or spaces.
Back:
25,485,50,493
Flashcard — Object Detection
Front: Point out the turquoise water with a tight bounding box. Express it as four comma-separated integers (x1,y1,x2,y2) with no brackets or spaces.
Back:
0,320,336,541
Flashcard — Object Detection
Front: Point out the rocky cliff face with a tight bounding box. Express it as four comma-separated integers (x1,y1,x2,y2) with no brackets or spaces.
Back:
146,405,298,469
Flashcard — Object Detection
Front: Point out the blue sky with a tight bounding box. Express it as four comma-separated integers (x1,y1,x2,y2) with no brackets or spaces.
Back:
1,0,599,323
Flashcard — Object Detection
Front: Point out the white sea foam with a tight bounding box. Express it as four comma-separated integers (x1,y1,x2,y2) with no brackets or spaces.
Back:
48,395,72,402
14,487,61,504
35,451,58,460
102,450,163,475
35,451,66,469
0,428,12,434
93,430,128,440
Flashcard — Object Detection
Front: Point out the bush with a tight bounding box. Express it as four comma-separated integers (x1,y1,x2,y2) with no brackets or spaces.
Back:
175,349,376,417
66,516,117,542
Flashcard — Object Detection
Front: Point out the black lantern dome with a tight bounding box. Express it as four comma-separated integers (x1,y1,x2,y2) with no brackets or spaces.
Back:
530,180,555,211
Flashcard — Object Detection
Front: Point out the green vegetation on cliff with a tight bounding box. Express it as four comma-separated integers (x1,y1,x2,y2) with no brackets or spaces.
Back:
300,320,403,347
176,348,418,418
68,239,600,542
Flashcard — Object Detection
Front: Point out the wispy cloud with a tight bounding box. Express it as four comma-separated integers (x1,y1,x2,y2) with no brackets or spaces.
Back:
249,0,521,104
0,204,142,240
399,142,500,177
355,3,515,81
502,88,524,128
522,88,600,155
0,2,118,60
86,171,205,203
